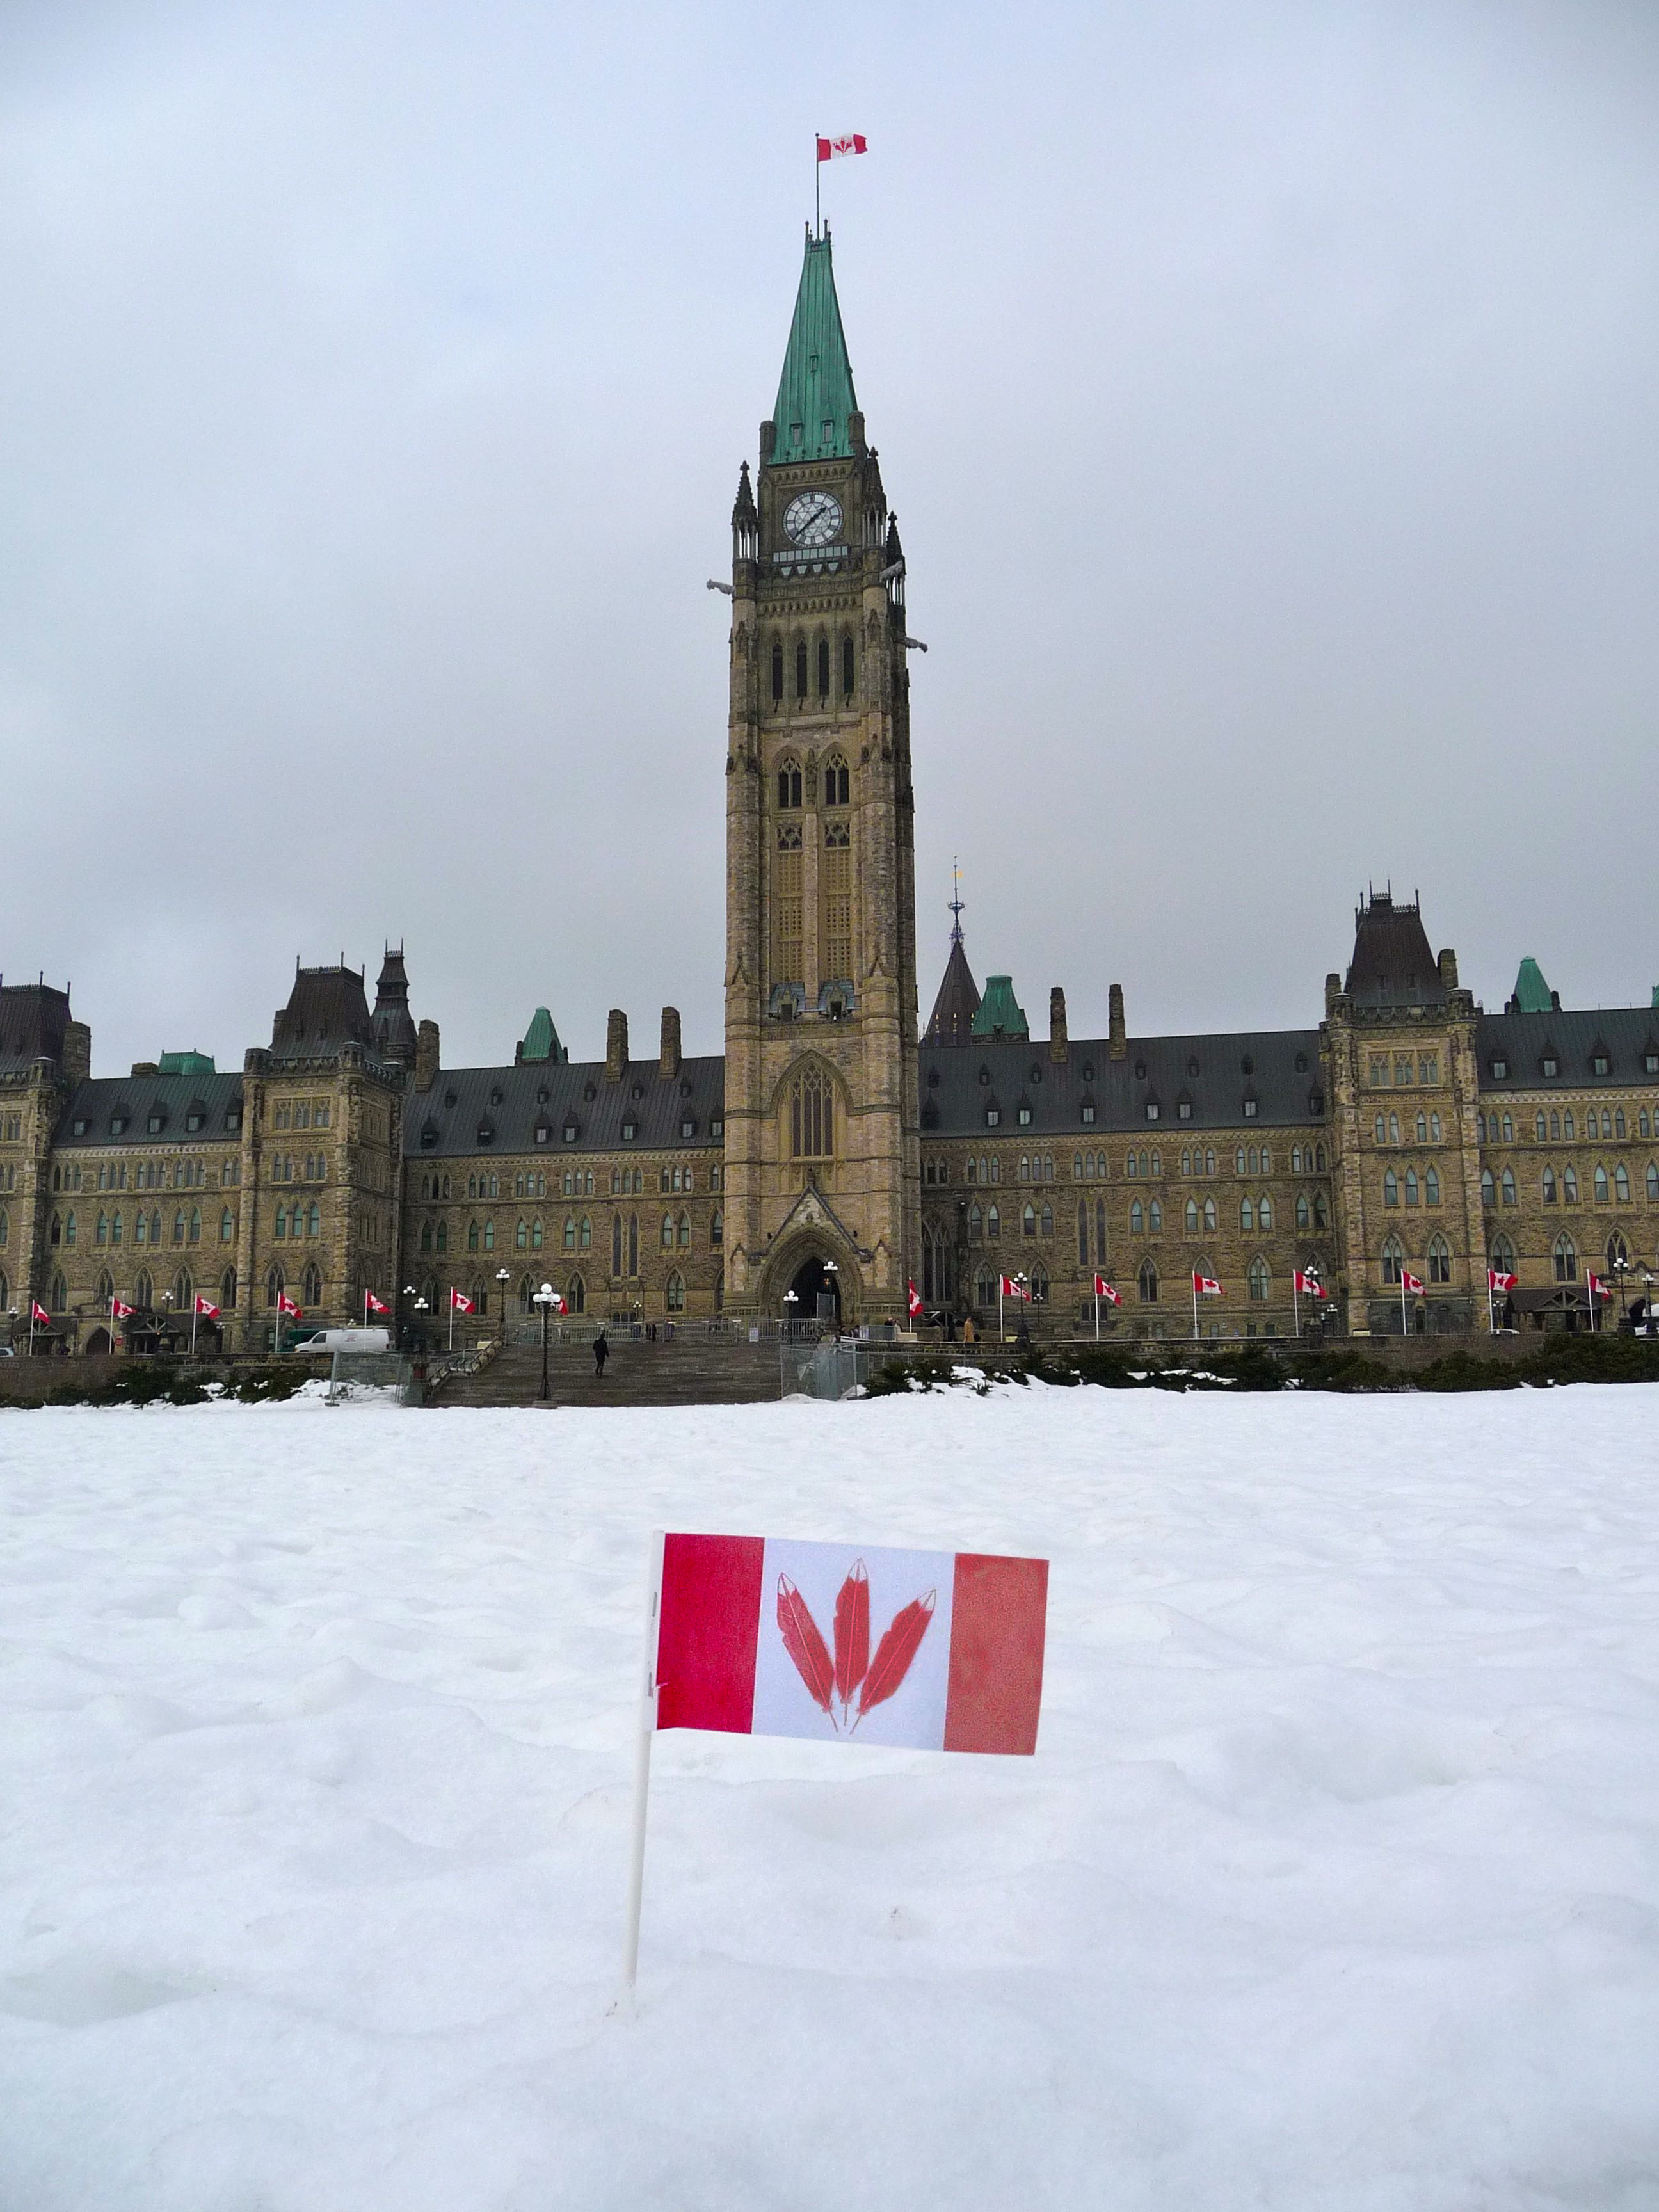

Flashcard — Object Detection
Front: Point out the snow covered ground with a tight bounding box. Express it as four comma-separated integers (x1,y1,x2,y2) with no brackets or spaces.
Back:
3,1384,1658,2211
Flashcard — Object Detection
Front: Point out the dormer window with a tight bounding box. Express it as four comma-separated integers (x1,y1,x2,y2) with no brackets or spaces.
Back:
1242,1094,1259,1119
563,1119,579,1144
1592,1050,1610,1077
1541,1054,1558,1078
1082,1062,1094,1083
225,1109,241,1132
419,1120,438,1148
186,1112,203,1132
680,1118,696,1138
110,1114,128,1135
1489,1057,1508,1080
536,1086,549,1105
1017,1100,1032,1126
1134,1059,1147,1080
477,1121,495,1146
1240,1055,1254,1076
147,1112,164,1134
583,1082,597,1102
72,1118,86,1137
1177,1095,1192,1121
621,1118,637,1142
985,1103,1000,1128
1080,1096,1096,1125
710,1118,724,1139
534,1121,550,1145
1145,1099,1161,1123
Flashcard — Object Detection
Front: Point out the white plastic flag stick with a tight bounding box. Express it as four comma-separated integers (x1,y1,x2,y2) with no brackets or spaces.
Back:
1191,1272,1199,1341
621,1531,665,1991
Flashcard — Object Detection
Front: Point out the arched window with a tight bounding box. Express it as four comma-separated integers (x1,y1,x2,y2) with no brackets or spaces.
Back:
1148,1200,1162,1233
220,1208,235,1243
823,753,850,807
188,1207,200,1243
221,1266,237,1310
661,1212,675,1249
111,1210,124,1245
771,639,783,701
1240,1196,1254,1231
1404,1169,1419,1207
1078,1202,1090,1262
1500,1168,1516,1207
481,1219,494,1251
436,1221,447,1254
841,636,855,695
49,1270,67,1311
662,1269,687,1313
975,1265,998,1307
1648,1164,1658,1201
1247,1256,1269,1302
468,1220,479,1251
967,1201,981,1239
1553,1232,1576,1283
1562,1166,1578,1203
776,757,802,809
1202,1197,1217,1232
628,1213,639,1276
986,1205,1000,1240
1594,1165,1609,1203
712,1208,723,1247
1381,1235,1404,1286
1542,1167,1556,1203
1029,1262,1050,1302
795,637,808,698
1416,1112,1427,1143
1258,1195,1272,1231
1615,1164,1630,1203
1424,1166,1440,1207
790,1066,833,1159
1039,1201,1053,1238
95,1268,113,1305
817,636,831,696
1130,1199,1144,1234
1296,1193,1310,1230
1608,1232,1630,1272
1428,1233,1451,1283
1022,1202,1036,1238
531,1218,544,1249
303,1262,321,1305
1315,1142,1326,1171
1137,1258,1158,1303
1185,1198,1199,1233
1480,1168,1495,1207
567,1273,586,1314
307,1204,321,1238
1489,1233,1516,1279
1388,1114,1400,1144
172,1267,192,1310
678,1212,692,1249
1383,1170,1399,1207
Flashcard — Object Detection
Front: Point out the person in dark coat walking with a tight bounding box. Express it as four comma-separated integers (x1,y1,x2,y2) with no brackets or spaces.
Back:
593,1328,609,1377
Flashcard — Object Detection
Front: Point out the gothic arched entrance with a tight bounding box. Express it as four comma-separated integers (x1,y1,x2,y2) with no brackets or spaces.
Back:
787,1254,842,1326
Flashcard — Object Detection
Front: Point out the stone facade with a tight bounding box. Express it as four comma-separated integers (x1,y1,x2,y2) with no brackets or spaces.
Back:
5,234,1657,1352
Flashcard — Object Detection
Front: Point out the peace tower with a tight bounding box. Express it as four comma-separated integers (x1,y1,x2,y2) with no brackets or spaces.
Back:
719,227,921,1327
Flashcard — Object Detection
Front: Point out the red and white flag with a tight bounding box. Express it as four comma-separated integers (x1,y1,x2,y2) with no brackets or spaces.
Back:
816,133,867,162
998,1274,1030,1301
450,1287,475,1313
1294,1269,1327,1299
30,1299,52,1326
277,1291,303,1319
906,1279,924,1320
365,1291,390,1316
1487,1268,1516,1292
656,1534,1048,1756
1585,1270,1608,1300
111,1296,136,1320
1192,1273,1222,1297
193,1295,220,1319
1092,1273,1122,1306
1401,1269,1425,1295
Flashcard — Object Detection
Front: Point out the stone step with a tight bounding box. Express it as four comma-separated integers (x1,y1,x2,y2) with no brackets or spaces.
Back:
430,1335,783,1410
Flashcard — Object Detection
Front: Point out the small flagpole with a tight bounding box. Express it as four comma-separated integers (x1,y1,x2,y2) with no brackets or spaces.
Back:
621,1530,665,1995
1487,1272,1495,1335
1400,1270,1407,1338
191,1299,198,1357
449,1290,455,1353
813,133,820,238
998,1277,1004,1343
1094,1286,1100,1343
1191,1272,1198,1342
1293,1271,1300,1339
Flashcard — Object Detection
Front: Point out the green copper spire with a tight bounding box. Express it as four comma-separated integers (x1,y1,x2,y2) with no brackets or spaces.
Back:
517,1007,566,1065
770,229,858,465
1511,958,1553,1014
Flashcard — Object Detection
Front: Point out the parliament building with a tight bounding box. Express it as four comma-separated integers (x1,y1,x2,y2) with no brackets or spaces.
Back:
4,233,1657,1352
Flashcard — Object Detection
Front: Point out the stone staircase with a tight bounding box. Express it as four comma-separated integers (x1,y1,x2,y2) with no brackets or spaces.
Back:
428,1331,783,1411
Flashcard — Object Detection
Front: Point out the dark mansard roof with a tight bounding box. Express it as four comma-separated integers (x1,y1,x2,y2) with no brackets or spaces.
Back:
406,1057,726,1160
54,1073,246,1146
271,965,376,1058
0,981,72,1075
1343,892,1446,1011
922,1029,1326,1139
1475,1007,1659,1093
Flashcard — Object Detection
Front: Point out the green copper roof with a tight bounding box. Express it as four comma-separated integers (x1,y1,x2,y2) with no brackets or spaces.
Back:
1511,958,1553,1014
971,976,1029,1041
518,1007,566,1065
770,231,858,464
158,1049,215,1075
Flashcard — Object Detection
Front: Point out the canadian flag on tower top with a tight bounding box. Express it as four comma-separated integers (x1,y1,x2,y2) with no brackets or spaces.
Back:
1192,1273,1222,1297
654,1534,1048,1756
816,133,867,161
1093,1274,1122,1306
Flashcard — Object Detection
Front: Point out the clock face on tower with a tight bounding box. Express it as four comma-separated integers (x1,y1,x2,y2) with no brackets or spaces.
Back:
783,490,844,547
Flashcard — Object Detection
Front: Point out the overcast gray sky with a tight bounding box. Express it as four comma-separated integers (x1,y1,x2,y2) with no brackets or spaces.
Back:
3,1,1656,1075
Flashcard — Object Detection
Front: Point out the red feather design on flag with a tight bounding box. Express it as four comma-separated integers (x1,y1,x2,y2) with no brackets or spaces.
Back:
854,1589,936,1726
833,1560,870,1712
776,1575,837,1720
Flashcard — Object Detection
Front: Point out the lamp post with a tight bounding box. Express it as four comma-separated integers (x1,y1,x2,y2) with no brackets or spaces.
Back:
495,1265,511,1342
823,1257,839,1337
783,1288,799,1336
534,1280,556,1402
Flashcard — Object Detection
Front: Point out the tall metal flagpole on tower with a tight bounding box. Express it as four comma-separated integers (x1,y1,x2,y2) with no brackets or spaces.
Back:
814,132,820,238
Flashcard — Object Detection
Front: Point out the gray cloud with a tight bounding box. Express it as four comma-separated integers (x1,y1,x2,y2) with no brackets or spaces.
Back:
3,1,1655,1073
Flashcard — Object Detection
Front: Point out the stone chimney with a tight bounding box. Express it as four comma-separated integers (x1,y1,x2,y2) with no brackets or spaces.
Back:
1324,971,1342,1016
659,1006,682,1080
1048,987,1068,1063
62,1022,91,1088
1438,947,1459,990
1108,983,1127,1061
414,1018,440,1094
605,1009,629,1082
131,1061,159,1078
